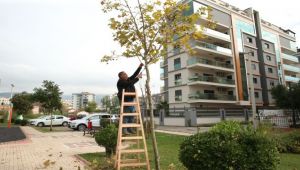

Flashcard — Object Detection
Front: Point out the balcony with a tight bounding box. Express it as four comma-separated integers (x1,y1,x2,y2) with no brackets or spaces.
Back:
201,27,231,41
283,64,300,73
282,53,299,63
188,92,236,101
175,96,182,101
174,79,182,86
285,76,300,83
187,58,234,71
192,41,232,56
189,75,235,85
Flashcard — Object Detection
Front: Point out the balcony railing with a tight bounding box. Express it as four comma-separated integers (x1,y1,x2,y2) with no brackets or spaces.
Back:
174,63,181,70
192,41,232,55
174,79,182,86
188,92,235,101
203,27,230,41
285,76,300,83
187,58,234,69
160,73,164,79
175,96,182,101
283,64,300,73
189,75,235,85
282,53,299,63
160,86,165,92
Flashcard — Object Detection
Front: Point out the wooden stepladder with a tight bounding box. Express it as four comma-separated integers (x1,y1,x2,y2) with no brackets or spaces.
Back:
115,89,150,170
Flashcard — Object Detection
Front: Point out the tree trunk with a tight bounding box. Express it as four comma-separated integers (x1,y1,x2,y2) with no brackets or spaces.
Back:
145,65,160,170
292,109,296,127
50,112,53,131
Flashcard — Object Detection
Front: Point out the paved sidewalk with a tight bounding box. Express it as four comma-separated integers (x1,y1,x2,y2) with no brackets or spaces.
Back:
0,126,104,170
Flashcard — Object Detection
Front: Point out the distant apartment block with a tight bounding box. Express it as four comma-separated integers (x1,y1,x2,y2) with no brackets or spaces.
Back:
160,0,299,109
72,92,95,110
0,97,10,105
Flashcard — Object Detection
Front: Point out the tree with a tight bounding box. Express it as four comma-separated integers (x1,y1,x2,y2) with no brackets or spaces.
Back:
101,95,120,114
271,82,300,127
100,0,214,169
101,96,111,112
85,101,97,113
33,80,63,131
10,92,33,115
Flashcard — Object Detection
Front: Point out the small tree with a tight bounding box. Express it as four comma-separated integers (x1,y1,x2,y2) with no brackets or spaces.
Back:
95,124,118,157
100,1,214,169
10,92,33,115
85,101,97,113
101,96,111,112
271,82,300,127
33,80,63,131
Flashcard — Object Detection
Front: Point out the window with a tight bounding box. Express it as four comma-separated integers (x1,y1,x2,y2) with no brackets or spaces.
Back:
270,81,275,87
250,51,255,56
89,116,99,120
254,92,259,98
266,55,271,61
173,44,180,54
204,90,214,94
228,91,233,95
247,37,253,43
175,90,182,101
174,58,181,70
253,77,257,84
101,115,111,119
56,116,63,119
251,63,256,70
264,43,270,49
268,67,273,73
174,74,182,85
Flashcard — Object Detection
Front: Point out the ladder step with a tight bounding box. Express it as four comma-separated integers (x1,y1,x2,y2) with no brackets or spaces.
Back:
122,113,139,116
123,92,136,96
120,159,139,163
120,162,147,167
123,102,138,106
121,149,145,154
122,136,143,140
122,123,141,128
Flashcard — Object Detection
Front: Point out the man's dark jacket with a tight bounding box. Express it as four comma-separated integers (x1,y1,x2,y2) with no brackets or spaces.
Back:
117,66,142,101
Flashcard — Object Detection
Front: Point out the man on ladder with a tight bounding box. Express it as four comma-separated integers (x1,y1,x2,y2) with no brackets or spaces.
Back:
117,63,143,134
116,63,150,170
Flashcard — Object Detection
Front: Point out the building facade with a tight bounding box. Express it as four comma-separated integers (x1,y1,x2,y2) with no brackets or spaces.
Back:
161,0,299,109
72,92,95,110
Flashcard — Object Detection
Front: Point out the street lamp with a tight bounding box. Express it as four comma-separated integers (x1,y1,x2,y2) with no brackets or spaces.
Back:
240,52,257,129
7,84,14,128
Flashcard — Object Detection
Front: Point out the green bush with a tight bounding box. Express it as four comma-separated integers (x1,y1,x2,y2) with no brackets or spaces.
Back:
0,119,4,123
278,131,300,153
21,119,28,126
94,124,118,157
179,121,280,170
14,119,22,125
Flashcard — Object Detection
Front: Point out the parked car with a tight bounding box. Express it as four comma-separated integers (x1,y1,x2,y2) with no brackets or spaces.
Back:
68,113,111,131
30,115,70,127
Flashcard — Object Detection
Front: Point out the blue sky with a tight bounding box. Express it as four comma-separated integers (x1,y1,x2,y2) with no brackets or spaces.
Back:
0,0,299,95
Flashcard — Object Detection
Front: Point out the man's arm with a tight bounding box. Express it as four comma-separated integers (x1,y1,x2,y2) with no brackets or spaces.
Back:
118,78,140,88
129,64,143,80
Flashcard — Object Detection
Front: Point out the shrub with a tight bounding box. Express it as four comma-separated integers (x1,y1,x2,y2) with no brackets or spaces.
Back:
179,121,280,170
0,119,4,123
14,119,22,125
95,124,118,157
279,131,300,153
21,119,28,126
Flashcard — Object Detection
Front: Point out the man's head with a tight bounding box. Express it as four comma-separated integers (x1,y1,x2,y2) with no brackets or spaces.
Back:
118,71,128,80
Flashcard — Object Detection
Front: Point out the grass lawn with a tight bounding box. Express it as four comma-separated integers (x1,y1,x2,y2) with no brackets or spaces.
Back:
79,132,300,170
80,132,187,170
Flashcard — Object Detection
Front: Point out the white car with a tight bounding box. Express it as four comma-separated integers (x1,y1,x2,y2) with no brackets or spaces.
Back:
69,113,111,131
30,115,70,127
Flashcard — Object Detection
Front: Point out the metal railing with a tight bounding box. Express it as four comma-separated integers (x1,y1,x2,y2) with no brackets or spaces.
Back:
187,58,234,69
192,41,232,54
189,75,235,85
188,92,236,101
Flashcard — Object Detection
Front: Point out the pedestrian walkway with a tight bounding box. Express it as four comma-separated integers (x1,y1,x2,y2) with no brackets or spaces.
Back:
0,126,104,170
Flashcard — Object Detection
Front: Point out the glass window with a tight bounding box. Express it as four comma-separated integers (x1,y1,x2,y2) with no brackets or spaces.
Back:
89,116,99,120
266,55,271,61
247,37,253,43
174,58,181,70
254,92,259,98
253,77,257,84
250,51,255,56
270,81,275,87
204,90,214,94
175,90,182,101
56,116,63,119
101,115,111,119
264,43,270,49
175,74,181,80
251,63,256,70
173,44,180,54
268,68,273,73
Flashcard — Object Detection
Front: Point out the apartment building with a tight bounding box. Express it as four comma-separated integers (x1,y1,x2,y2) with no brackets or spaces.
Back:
161,0,299,109
72,92,95,110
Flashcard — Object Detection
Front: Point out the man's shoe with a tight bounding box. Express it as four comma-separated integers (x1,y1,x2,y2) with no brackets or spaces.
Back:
123,129,130,135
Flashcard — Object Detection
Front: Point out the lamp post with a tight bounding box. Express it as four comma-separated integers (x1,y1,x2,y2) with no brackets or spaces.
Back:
7,84,14,128
240,52,257,129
